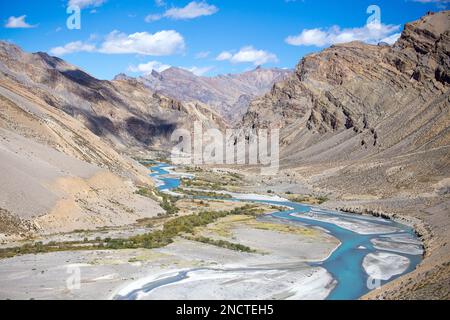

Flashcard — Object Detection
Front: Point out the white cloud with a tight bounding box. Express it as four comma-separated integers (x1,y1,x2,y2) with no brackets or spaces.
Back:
155,0,166,7
5,15,36,29
195,51,210,59
145,14,162,22
68,0,107,9
286,22,401,47
216,51,233,61
216,46,278,66
165,1,218,19
380,33,402,45
49,30,185,57
128,61,171,74
99,30,185,55
146,1,218,22
183,66,213,76
49,41,96,56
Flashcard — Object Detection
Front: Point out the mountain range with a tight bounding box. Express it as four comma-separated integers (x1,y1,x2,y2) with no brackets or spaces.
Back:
0,10,448,300
240,11,449,299
115,66,291,123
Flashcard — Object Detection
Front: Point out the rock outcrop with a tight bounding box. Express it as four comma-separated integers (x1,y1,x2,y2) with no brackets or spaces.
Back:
118,66,292,123
240,10,450,300
242,11,449,195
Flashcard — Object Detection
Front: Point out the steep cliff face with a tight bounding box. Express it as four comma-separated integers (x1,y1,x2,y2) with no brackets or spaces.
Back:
243,11,449,173
240,11,450,300
118,66,292,123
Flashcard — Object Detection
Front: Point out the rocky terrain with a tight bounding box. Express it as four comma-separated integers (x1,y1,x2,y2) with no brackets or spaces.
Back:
0,8,448,300
116,66,292,123
239,11,450,299
0,43,226,153
0,42,216,238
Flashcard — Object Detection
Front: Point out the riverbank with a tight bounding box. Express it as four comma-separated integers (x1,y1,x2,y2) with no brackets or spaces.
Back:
114,163,423,300
0,162,433,300
219,164,448,300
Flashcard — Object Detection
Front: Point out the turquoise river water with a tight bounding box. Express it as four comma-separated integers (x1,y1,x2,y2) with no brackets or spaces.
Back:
118,163,423,300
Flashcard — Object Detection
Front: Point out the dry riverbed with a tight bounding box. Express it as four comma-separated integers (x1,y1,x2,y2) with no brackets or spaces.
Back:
0,174,340,300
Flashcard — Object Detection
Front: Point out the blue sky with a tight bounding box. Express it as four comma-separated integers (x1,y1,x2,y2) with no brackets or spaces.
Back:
0,0,448,79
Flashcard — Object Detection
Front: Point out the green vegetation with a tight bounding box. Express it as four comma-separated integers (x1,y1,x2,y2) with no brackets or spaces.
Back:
180,171,244,191
316,196,329,204
137,157,169,166
135,186,179,216
186,236,256,253
0,241,96,259
270,205,289,212
135,186,154,198
160,193,180,216
0,205,261,259
290,196,307,203
181,178,226,191
181,166,204,173
290,195,329,205
174,188,232,199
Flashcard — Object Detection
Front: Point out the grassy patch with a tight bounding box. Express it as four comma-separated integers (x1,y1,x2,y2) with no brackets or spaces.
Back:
180,171,244,191
200,214,317,239
174,188,233,199
245,221,318,237
289,195,329,205
185,236,256,253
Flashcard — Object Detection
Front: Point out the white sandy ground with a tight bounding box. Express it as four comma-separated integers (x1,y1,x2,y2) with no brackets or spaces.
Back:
118,267,335,300
379,233,423,245
371,238,424,256
0,229,339,300
292,212,401,235
201,226,340,263
226,192,288,203
161,187,291,203
363,252,410,281
178,187,290,203
310,208,391,224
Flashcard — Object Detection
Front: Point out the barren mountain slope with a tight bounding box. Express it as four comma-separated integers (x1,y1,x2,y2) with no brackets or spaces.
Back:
0,42,226,154
0,44,173,239
116,66,292,123
241,11,450,299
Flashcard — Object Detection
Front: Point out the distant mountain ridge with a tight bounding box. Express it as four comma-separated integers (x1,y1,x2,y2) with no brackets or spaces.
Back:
0,40,226,236
0,41,226,151
115,66,292,123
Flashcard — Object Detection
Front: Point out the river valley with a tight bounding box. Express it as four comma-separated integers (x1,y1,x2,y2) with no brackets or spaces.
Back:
113,163,424,300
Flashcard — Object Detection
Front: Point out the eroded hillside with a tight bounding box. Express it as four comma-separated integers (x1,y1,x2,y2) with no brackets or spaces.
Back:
240,11,450,299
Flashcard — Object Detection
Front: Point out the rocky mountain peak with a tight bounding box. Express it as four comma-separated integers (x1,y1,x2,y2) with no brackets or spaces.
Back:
121,66,292,123
393,10,449,84
241,10,449,166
